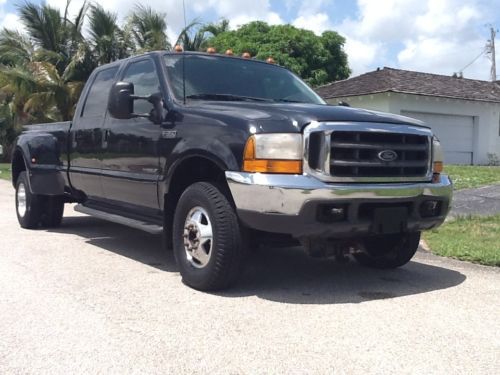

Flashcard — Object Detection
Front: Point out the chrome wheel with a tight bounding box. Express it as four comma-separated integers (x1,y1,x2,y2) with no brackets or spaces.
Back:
183,206,213,268
17,182,27,218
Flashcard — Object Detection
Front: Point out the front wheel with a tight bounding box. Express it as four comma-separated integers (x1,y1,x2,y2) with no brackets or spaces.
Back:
172,182,245,291
354,232,420,269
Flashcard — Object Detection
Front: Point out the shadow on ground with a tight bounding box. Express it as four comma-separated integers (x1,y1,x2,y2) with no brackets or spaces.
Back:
50,215,467,305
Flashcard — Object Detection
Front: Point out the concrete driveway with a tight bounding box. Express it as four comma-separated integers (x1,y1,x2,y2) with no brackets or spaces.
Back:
0,180,498,374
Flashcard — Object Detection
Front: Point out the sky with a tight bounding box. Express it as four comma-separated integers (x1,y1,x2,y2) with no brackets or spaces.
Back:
1,0,499,81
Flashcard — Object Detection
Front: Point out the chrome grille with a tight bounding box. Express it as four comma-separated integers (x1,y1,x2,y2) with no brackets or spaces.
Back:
304,122,433,182
329,131,430,178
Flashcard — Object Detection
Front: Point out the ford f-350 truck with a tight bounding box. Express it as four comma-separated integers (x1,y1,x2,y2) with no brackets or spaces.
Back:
11,51,452,290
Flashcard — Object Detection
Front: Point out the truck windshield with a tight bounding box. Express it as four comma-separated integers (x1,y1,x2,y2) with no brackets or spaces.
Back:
164,54,326,105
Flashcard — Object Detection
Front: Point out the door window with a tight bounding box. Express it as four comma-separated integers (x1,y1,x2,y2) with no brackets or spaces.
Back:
122,59,161,114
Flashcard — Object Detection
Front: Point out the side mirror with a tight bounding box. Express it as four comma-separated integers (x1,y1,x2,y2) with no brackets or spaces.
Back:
108,81,134,119
108,81,165,125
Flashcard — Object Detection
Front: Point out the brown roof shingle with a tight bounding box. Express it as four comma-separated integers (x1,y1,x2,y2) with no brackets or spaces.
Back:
315,67,500,103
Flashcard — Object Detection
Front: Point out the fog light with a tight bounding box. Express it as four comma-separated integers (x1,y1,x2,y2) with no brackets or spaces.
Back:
420,200,441,218
318,205,347,222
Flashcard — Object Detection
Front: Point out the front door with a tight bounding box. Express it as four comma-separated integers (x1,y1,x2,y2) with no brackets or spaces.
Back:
101,57,163,213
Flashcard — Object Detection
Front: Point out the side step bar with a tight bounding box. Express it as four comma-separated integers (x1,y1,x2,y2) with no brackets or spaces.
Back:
74,204,163,235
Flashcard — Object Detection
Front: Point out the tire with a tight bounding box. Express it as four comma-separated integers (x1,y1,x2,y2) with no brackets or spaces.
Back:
354,232,421,269
172,182,245,291
15,171,43,229
40,196,64,228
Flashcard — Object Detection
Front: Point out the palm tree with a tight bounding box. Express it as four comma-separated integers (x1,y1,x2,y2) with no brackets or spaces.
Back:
0,1,90,124
202,19,230,37
175,20,208,51
127,5,169,52
0,29,35,66
88,4,131,65
17,1,87,74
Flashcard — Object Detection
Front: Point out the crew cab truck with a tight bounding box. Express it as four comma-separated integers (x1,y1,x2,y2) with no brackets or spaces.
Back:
11,51,453,290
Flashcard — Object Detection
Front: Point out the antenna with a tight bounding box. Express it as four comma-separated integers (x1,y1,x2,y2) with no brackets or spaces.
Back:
182,0,187,104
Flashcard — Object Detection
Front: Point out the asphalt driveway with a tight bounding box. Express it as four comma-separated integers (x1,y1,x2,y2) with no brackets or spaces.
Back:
449,184,500,217
0,179,498,373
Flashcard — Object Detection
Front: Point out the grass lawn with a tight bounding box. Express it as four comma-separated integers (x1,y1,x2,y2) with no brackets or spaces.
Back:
0,163,11,181
424,215,500,267
445,165,500,190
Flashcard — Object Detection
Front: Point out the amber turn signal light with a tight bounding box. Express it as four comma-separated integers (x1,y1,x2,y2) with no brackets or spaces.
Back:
242,136,303,174
433,161,443,173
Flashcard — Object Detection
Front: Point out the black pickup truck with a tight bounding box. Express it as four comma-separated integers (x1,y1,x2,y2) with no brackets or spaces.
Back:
11,51,452,290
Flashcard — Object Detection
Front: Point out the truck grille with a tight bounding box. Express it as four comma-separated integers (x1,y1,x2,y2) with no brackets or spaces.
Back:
329,131,430,178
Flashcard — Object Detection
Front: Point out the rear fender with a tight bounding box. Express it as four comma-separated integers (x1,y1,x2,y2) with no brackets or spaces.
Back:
12,132,65,195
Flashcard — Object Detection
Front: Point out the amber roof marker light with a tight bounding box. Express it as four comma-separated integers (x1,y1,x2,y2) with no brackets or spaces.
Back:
242,52,251,58
266,57,275,64
207,47,216,54
174,44,183,52
225,49,234,56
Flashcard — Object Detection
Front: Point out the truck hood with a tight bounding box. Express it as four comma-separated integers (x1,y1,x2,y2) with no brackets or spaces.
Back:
184,101,428,133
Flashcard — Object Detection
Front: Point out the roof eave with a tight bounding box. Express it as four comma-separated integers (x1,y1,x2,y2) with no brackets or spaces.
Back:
320,89,500,104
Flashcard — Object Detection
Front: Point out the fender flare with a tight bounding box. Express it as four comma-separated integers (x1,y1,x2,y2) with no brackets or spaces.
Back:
12,133,65,196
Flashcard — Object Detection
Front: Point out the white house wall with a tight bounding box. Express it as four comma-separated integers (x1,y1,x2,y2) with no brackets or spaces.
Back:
327,93,500,165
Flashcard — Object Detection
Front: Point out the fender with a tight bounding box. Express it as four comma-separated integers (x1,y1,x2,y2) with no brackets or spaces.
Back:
13,131,66,196
158,136,240,206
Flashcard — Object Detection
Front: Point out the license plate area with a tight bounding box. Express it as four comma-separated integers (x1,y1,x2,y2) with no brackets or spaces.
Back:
372,207,408,234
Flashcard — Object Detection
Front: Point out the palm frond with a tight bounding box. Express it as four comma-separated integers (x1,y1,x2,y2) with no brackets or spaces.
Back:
128,5,169,51
0,29,35,66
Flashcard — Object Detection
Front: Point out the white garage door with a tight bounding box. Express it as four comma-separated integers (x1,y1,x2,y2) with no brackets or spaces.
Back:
401,111,474,164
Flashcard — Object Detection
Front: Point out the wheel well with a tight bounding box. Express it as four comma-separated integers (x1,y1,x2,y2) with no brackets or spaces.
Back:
163,157,233,242
11,150,26,187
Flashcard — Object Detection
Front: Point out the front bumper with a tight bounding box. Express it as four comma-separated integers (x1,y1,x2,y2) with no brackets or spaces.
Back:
226,172,453,238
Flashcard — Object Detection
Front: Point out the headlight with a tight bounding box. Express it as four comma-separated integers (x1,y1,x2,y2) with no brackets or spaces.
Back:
243,133,303,174
432,136,444,174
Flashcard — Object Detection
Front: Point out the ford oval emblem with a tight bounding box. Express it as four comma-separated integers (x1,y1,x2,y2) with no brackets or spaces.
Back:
378,149,398,162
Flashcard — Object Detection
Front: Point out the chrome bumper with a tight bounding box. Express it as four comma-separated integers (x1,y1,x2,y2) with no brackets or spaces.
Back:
226,172,452,237
226,172,453,216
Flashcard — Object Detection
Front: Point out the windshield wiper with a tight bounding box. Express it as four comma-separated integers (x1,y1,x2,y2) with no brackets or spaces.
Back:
186,93,272,102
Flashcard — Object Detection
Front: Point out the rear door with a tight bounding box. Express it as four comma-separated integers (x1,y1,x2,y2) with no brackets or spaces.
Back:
69,66,118,198
101,57,163,212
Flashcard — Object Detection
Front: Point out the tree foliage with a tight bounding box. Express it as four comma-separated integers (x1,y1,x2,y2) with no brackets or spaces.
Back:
207,22,350,86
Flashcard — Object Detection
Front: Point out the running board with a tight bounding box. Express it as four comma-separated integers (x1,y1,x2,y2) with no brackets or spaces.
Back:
74,204,163,235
